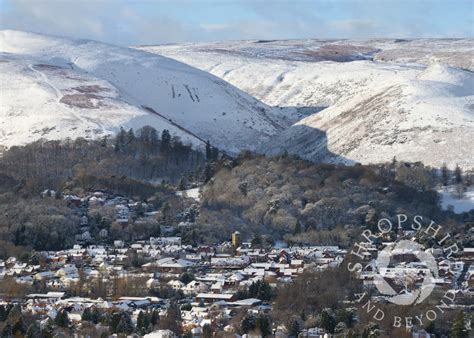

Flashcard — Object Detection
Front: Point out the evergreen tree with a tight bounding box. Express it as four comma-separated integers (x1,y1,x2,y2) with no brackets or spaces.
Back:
195,165,202,181
178,176,187,191
288,317,301,337
160,130,171,154
205,141,212,161
115,312,133,334
391,156,397,167
26,322,41,338
211,146,219,161
151,309,159,326
256,314,271,337
127,128,136,146
114,135,121,153
55,309,69,328
241,313,256,334
90,306,101,324
143,311,151,332
454,164,463,185
161,202,171,224
81,307,92,322
293,219,302,235
159,305,181,334
0,305,6,321
203,163,213,182
248,280,273,301
441,163,449,186
115,127,127,152
451,311,469,338
202,323,212,338
336,308,354,328
137,311,145,330
41,319,55,338
180,272,195,284
320,309,336,333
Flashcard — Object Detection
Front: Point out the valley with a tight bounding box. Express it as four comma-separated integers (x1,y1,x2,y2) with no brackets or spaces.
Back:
140,39,474,169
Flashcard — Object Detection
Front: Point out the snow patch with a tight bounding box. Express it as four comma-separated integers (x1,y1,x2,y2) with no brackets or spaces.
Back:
439,186,474,214
177,187,200,201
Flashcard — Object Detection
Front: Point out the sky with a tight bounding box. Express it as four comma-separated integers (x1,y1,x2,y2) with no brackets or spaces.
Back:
0,0,472,45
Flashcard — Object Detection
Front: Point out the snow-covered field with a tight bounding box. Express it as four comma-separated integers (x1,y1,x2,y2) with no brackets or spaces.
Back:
176,187,200,202
140,39,474,169
0,30,288,152
439,186,474,214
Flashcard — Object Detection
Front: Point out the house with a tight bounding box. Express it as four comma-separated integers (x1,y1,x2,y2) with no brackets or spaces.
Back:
147,277,160,289
210,281,224,293
116,204,130,223
462,248,474,260
99,229,108,238
144,329,177,338
211,256,250,269
155,257,194,274
114,240,125,248
26,292,65,300
34,271,56,281
80,215,88,226
150,237,182,246
56,264,79,279
183,280,209,295
228,298,262,307
300,327,327,338
195,293,236,303
64,195,81,207
290,259,304,268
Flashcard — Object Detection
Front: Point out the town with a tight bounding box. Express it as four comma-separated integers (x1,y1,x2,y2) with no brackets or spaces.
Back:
0,188,472,337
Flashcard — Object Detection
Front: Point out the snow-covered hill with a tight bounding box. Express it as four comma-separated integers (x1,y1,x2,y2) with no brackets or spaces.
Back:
0,30,286,152
140,39,474,168
261,64,474,168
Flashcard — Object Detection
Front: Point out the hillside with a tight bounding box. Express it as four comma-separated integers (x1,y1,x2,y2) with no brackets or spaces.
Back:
195,154,461,245
261,64,474,168
0,30,286,152
140,39,474,168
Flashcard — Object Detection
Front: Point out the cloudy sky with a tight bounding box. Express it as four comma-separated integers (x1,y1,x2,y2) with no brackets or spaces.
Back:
0,0,472,45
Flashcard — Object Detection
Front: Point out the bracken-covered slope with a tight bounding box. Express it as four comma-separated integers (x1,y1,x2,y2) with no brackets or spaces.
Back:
0,30,286,152
140,39,474,168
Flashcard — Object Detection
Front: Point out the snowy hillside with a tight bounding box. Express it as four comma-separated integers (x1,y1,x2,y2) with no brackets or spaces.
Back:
261,64,474,168
0,31,286,152
140,39,474,168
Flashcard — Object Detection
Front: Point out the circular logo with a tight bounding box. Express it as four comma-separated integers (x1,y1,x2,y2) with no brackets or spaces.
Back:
373,240,438,305
348,214,461,328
